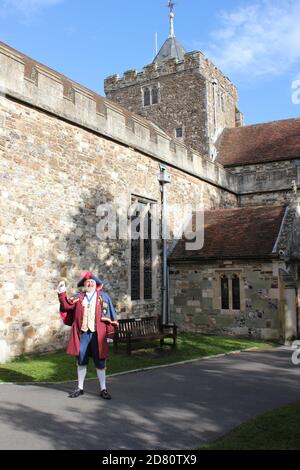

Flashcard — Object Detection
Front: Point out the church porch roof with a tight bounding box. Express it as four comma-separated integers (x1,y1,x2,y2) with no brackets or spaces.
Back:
169,205,287,262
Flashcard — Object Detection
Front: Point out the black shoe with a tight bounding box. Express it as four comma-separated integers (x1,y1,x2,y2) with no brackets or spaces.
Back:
100,389,111,400
68,388,84,398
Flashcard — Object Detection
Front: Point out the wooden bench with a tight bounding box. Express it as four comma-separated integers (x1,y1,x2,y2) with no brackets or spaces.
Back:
113,316,177,355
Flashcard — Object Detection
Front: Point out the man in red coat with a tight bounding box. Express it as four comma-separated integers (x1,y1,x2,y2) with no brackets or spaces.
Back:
57,272,118,399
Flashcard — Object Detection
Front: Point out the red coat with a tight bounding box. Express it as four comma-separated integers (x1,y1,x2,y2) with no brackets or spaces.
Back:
58,292,116,359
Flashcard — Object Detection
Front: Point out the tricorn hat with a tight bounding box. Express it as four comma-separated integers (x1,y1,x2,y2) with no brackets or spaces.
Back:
77,271,103,288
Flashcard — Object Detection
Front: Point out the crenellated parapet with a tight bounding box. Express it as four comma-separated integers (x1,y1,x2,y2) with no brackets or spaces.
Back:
0,40,239,193
104,50,238,100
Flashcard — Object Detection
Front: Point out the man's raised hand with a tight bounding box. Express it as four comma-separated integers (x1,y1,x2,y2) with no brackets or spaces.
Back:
57,280,66,294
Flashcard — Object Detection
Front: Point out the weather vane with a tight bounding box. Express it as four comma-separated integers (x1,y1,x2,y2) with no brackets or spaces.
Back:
168,0,175,13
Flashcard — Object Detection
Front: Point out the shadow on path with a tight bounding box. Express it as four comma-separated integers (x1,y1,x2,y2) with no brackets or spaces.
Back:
0,348,299,450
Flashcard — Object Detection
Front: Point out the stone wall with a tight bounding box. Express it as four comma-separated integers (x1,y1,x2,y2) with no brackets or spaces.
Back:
0,42,240,195
203,55,242,145
0,47,238,361
169,260,283,340
0,39,295,361
105,51,241,158
231,160,299,206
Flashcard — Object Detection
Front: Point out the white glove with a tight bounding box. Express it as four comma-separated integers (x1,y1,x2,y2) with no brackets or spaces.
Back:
57,281,66,294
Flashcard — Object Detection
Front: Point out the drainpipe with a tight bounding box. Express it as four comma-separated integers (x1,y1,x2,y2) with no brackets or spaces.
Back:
296,285,299,338
167,265,171,324
158,165,171,325
296,265,300,338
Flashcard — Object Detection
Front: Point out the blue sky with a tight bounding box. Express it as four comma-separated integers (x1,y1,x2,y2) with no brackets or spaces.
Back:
0,0,299,125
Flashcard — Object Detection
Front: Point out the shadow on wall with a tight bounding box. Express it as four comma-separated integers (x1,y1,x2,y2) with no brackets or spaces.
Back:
57,188,129,302
4,188,131,362
49,188,131,351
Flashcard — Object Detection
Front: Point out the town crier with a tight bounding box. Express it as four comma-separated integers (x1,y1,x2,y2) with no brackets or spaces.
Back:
57,272,118,400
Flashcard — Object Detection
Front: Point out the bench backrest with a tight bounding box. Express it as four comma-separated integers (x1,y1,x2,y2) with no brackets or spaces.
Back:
117,316,162,339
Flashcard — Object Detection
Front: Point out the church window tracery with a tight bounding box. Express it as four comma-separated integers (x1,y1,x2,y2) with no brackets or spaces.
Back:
142,85,160,107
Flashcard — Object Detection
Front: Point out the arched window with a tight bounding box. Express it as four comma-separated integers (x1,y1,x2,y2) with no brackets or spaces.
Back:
232,275,241,309
144,209,152,300
131,198,154,301
221,275,229,309
143,88,151,107
131,210,141,301
151,86,159,105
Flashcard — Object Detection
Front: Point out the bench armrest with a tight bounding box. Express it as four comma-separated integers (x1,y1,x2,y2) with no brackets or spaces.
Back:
162,323,177,335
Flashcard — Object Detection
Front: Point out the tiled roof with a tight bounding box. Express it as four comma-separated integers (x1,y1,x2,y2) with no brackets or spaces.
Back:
216,118,300,167
169,205,287,261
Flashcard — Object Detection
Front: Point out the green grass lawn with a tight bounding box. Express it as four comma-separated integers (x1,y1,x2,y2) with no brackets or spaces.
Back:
0,334,273,384
0,334,272,383
200,401,300,450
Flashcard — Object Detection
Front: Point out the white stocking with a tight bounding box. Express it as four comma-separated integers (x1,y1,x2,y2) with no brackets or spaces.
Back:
77,365,87,390
97,368,106,391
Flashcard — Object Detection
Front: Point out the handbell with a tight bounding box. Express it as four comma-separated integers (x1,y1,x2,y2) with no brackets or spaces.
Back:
59,277,68,286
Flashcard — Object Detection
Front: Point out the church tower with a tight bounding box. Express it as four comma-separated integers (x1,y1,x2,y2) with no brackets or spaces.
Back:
104,1,244,159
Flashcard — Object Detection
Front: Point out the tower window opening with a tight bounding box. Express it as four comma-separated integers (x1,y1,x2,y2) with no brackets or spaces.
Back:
152,87,159,105
142,85,160,107
176,127,183,138
143,88,151,107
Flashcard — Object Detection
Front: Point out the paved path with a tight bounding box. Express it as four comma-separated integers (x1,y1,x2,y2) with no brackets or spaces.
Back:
0,347,299,450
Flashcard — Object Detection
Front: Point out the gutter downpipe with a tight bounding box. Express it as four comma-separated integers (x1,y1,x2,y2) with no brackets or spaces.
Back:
296,282,299,338
158,165,171,325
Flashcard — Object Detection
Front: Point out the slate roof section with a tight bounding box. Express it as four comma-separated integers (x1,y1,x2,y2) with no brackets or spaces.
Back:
169,205,287,261
216,118,300,167
153,36,186,64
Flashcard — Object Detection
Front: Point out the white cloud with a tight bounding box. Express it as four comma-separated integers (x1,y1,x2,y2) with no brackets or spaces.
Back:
0,0,63,16
205,0,300,79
